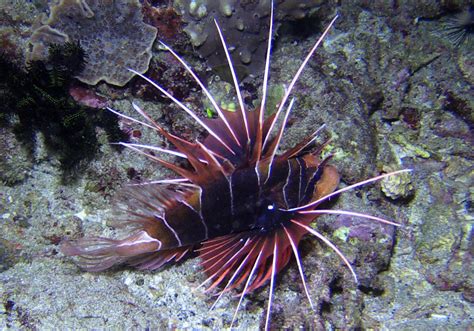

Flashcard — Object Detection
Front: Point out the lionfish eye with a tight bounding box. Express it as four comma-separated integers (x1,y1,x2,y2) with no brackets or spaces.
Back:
255,201,288,232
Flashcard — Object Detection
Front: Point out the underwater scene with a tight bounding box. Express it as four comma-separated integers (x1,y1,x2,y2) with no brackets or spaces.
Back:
0,0,472,329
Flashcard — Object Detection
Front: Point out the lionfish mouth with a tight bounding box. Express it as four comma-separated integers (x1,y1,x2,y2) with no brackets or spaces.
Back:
62,1,411,329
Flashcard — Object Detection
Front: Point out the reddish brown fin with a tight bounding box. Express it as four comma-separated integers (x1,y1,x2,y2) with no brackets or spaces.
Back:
61,230,162,272
127,105,231,184
279,133,327,160
203,110,277,168
111,184,205,249
198,223,309,295
309,162,340,202
140,151,197,182
62,182,202,273
203,112,249,166
114,183,192,224
128,245,192,271
61,237,127,272
140,127,231,185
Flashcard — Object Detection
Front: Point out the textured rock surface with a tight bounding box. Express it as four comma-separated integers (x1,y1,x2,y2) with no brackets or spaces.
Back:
0,129,32,185
1,0,473,329
176,0,327,79
28,0,157,86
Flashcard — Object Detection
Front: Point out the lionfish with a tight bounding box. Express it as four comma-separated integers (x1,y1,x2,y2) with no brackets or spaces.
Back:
62,3,409,329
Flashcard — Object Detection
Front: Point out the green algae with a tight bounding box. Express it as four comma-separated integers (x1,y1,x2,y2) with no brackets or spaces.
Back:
333,226,351,242
392,134,431,159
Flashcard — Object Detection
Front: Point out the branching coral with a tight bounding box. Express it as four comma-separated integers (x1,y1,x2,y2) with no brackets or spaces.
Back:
28,0,157,86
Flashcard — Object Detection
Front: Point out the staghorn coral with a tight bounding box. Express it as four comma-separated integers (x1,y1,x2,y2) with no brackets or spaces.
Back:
28,0,157,86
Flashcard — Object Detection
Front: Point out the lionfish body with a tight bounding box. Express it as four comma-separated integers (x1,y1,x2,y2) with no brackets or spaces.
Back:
62,3,408,328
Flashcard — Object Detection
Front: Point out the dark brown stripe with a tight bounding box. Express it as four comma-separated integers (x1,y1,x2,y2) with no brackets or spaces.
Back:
301,163,324,205
200,176,234,237
153,212,182,246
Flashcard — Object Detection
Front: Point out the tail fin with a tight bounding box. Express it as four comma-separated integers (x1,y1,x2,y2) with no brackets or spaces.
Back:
61,230,162,272
61,237,126,272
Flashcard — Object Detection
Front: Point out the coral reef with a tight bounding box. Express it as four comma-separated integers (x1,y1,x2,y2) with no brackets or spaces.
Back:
28,0,157,86
0,0,473,329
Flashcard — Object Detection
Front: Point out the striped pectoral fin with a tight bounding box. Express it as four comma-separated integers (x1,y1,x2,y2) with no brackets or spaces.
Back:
198,233,260,292
244,231,292,293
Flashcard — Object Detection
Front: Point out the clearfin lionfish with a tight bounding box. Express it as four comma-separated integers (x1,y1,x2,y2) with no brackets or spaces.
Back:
62,3,410,329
